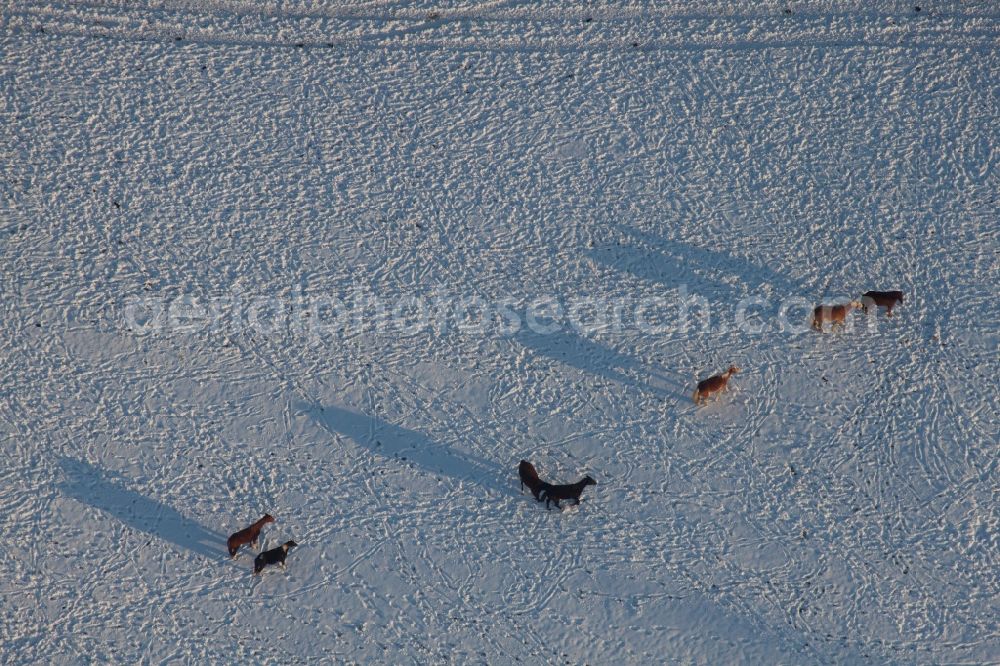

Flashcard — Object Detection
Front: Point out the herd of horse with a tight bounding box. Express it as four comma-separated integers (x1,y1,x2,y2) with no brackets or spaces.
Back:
230,290,904,574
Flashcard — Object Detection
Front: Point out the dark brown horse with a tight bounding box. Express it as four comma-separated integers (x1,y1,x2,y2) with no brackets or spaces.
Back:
862,290,904,317
539,477,597,511
518,460,545,500
254,540,298,575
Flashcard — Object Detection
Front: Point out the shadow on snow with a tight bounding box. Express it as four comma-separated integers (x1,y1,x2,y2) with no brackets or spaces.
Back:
57,457,225,560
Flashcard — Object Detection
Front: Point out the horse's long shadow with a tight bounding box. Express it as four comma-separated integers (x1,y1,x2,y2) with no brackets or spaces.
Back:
514,329,688,401
57,457,225,560
304,404,508,495
590,222,805,298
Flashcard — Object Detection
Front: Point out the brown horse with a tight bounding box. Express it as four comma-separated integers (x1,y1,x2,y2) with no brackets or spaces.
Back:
227,514,275,558
693,366,740,405
812,302,862,331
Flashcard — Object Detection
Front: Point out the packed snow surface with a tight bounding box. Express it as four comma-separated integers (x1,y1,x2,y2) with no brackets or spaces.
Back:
1,1,998,663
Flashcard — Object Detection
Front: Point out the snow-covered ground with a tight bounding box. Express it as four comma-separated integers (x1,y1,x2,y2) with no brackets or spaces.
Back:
2,1,998,663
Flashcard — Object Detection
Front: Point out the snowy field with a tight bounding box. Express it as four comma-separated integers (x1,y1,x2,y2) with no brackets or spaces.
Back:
2,1,998,663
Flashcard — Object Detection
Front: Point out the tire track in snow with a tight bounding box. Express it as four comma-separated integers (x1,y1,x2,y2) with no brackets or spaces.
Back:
10,2,1000,53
